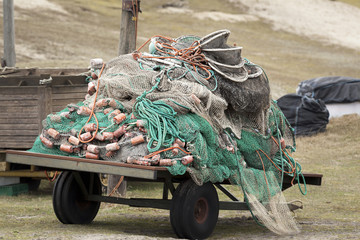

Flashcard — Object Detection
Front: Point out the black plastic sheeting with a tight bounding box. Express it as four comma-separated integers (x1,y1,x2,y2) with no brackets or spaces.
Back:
296,76,360,104
277,94,329,136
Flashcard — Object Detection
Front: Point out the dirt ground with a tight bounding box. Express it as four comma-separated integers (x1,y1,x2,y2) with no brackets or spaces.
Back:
0,0,359,239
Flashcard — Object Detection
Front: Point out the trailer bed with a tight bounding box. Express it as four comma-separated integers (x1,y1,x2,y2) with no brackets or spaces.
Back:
5,150,323,239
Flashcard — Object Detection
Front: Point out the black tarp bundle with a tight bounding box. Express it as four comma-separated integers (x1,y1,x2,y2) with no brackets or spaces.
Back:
296,76,360,104
277,94,329,136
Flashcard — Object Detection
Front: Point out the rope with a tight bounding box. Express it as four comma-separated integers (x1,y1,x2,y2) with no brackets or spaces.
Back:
133,75,184,153
78,63,105,144
135,35,213,80
144,145,191,159
45,170,58,182
108,175,124,197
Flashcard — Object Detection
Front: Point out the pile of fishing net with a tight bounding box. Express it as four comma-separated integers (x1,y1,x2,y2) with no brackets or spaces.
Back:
30,29,306,235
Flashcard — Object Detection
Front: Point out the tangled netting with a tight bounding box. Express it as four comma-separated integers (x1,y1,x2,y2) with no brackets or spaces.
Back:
30,30,306,235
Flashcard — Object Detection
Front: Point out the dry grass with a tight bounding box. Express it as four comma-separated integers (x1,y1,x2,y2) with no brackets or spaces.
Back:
0,0,360,239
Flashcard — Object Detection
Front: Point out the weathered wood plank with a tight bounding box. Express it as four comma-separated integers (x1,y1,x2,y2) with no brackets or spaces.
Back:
0,112,39,119
52,86,87,94
51,92,87,100
0,141,34,149
0,118,38,124
0,124,39,130
0,87,42,95
0,129,39,136
0,94,39,101
1,106,39,113
0,100,38,106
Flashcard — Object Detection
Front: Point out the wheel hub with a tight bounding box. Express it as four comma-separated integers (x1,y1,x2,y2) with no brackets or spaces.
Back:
194,197,209,224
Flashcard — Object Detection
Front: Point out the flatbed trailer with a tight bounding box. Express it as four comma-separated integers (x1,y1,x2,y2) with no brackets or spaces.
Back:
5,150,322,239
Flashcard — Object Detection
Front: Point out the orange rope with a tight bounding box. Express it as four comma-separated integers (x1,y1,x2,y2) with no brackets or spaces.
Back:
143,146,191,159
270,136,297,184
108,175,124,197
255,150,271,199
257,149,295,175
45,170,58,182
135,35,213,80
78,63,105,144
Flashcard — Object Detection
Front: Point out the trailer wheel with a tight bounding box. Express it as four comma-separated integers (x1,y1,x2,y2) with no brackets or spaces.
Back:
170,179,219,239
53,171,101,224
53,171,71,224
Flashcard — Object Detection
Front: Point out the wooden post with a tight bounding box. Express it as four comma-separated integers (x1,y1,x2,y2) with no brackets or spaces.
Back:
108,0,140,196
2,0,16,67
118,0,138,55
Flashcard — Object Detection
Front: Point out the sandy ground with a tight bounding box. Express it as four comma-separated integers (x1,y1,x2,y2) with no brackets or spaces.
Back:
230,0,360,51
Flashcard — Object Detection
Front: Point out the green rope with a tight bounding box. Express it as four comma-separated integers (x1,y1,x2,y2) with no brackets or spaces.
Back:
133,76,184,152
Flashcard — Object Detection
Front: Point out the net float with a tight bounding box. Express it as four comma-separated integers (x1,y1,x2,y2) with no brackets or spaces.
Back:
131,135,145,146
77,106,92,115
103,107,114,115
93,132,105,141
47,128,60,140
171,143,180,155
175,138,185,148
105,142,120,151
280,137,286,149
40,135,54,148
126,156,137,164
108,99,117,108
109,109,121,118
114,113,127,124
87,144,100,154
96,99,107,108
85,152,99,160
87,81,96,95
134,160,150,166
84,123,97,132
151,154,161,165
80,132,92,141
90,58,103,69
136,120,146,128
60,144,73,153
113,125,126,138
102,132,114,141
105,151,116,158
91,72,98,80
159,159,175,166
181,155,194,165
68,136,80,146
60,111,71,119
226,145,235,153
191,93,201,105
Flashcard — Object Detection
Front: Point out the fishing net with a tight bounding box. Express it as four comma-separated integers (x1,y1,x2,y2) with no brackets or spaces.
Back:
29,29,306,235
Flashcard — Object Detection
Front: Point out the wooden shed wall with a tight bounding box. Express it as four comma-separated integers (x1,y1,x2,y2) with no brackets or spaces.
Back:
0,82,87,149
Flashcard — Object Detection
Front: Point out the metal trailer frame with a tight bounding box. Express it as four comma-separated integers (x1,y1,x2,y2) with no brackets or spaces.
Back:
5,150,322,239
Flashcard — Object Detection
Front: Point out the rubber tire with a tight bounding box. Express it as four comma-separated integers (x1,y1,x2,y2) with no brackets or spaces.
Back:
53,171,101,224
170,179,219,239
53,171,71,224
170,180,193,238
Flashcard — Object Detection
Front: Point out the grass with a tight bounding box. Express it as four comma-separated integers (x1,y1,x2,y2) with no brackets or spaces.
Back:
0,0,360,239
